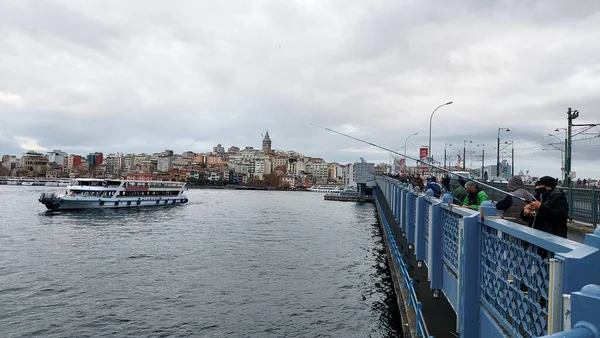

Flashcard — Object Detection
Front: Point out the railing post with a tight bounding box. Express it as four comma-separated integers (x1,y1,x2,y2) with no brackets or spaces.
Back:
539,284,600,338
407,192,415,245
457,209,483,337
592,185,597,227
430,193,449,292
403,185,412,235
416,191,429,262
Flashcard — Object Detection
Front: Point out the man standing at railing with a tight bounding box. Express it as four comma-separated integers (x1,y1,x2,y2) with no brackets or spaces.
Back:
495,176,534,226
520,176,569,238
463,181,490,210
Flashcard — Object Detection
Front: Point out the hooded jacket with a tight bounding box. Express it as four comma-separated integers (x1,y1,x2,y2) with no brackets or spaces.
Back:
520,188,569,238
496,176,535,225
449,179,467,206
425,176,442,198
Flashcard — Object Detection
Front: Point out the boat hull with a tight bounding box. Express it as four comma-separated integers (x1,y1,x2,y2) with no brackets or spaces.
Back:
39,196,189,211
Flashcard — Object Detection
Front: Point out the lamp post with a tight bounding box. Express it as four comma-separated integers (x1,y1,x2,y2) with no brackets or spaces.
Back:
463,140,473,170
444,143,452,169
428,101,453,163
555,127,567,182
504,141,514,176
404,132,418,169
548,133,564,176
477,144,485,180
404,132,418,157
497,127,510,177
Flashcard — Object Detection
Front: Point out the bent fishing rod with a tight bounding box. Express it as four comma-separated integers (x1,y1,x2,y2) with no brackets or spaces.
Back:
310,123,534,203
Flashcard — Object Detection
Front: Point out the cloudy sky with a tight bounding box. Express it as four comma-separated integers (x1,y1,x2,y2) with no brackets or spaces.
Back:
1,0,599,179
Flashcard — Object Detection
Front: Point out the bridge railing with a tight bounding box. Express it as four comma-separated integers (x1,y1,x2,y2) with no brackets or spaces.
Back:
375,176,600,338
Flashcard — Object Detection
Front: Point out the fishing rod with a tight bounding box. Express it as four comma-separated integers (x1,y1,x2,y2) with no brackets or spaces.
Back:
310,123,534,203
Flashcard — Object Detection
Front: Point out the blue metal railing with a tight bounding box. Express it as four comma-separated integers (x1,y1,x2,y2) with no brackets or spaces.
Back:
374,176,600,338
375,190,431,338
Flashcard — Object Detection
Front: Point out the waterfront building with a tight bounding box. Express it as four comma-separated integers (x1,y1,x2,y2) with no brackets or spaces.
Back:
67,154,82,170
157,156,173,173
306,161,329,184
2,155,18,171
342,163,357,188
213,143,225,155
124,154,135,172
20,151,49,174
46,150,68,168
86,152,104,169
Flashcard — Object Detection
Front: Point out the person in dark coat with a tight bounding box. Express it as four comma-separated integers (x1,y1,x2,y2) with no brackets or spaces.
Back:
449,178,467,206
441,175,451,192
496,176,534,226
457,176,467,188
413,173,425,192
520,176,569,238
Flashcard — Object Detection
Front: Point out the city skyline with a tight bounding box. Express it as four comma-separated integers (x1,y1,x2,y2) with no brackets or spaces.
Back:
0,1,599,178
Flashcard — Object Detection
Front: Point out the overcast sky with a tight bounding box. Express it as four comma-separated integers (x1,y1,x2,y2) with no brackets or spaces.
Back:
1,0,599,179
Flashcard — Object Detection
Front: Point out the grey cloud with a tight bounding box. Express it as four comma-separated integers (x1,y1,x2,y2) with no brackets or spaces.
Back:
0,0,599,178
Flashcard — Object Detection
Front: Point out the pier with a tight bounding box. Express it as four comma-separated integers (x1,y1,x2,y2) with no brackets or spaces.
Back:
374,176,600,338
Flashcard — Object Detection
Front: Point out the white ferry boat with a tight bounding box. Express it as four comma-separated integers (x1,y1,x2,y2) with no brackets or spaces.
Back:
39,178,188,211
307,185,344,193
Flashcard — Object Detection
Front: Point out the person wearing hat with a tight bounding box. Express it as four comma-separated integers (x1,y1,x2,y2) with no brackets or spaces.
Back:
520,176,569,238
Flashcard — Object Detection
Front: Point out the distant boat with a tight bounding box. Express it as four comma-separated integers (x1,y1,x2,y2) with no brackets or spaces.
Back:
307,185,344,193
39,178,189,211
22,179,44,186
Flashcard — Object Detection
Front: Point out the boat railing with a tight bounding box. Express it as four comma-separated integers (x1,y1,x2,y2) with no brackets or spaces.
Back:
40,192,57,199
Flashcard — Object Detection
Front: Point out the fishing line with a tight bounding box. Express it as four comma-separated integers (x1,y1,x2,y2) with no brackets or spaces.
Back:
311,123,534,203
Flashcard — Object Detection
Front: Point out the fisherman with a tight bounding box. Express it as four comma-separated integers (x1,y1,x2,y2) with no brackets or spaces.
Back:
413,173,425,192
520,176,568,238
495,176,534,226
425,176,442,198
449,178,467,206
463,181,489,210
441,175,451,193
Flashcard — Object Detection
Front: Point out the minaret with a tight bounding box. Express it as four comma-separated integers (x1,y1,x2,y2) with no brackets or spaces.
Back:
262,131,272,153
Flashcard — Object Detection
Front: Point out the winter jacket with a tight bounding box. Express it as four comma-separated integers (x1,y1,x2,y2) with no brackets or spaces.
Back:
520,188,569,238
463,190,490,210
449,179,467,206
425,181,442,198
496,176,535,225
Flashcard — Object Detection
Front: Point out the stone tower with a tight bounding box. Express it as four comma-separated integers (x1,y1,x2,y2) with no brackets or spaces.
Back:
262,131,272,153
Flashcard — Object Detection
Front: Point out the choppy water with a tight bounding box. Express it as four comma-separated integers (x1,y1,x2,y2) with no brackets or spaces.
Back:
0,186,401,337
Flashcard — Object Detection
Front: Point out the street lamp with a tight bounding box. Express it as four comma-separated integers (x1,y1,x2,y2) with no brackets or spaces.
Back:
504,141,514,176
444,143,452,169
404,132,418,157
477,144,485,180
548,133,564,174
428,101,453,163
463,140,473,170
497,127,510,177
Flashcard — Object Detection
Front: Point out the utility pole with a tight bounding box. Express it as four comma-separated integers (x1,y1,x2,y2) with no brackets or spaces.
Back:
566,108,577,185
477,144,484,180
511,145,514,176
